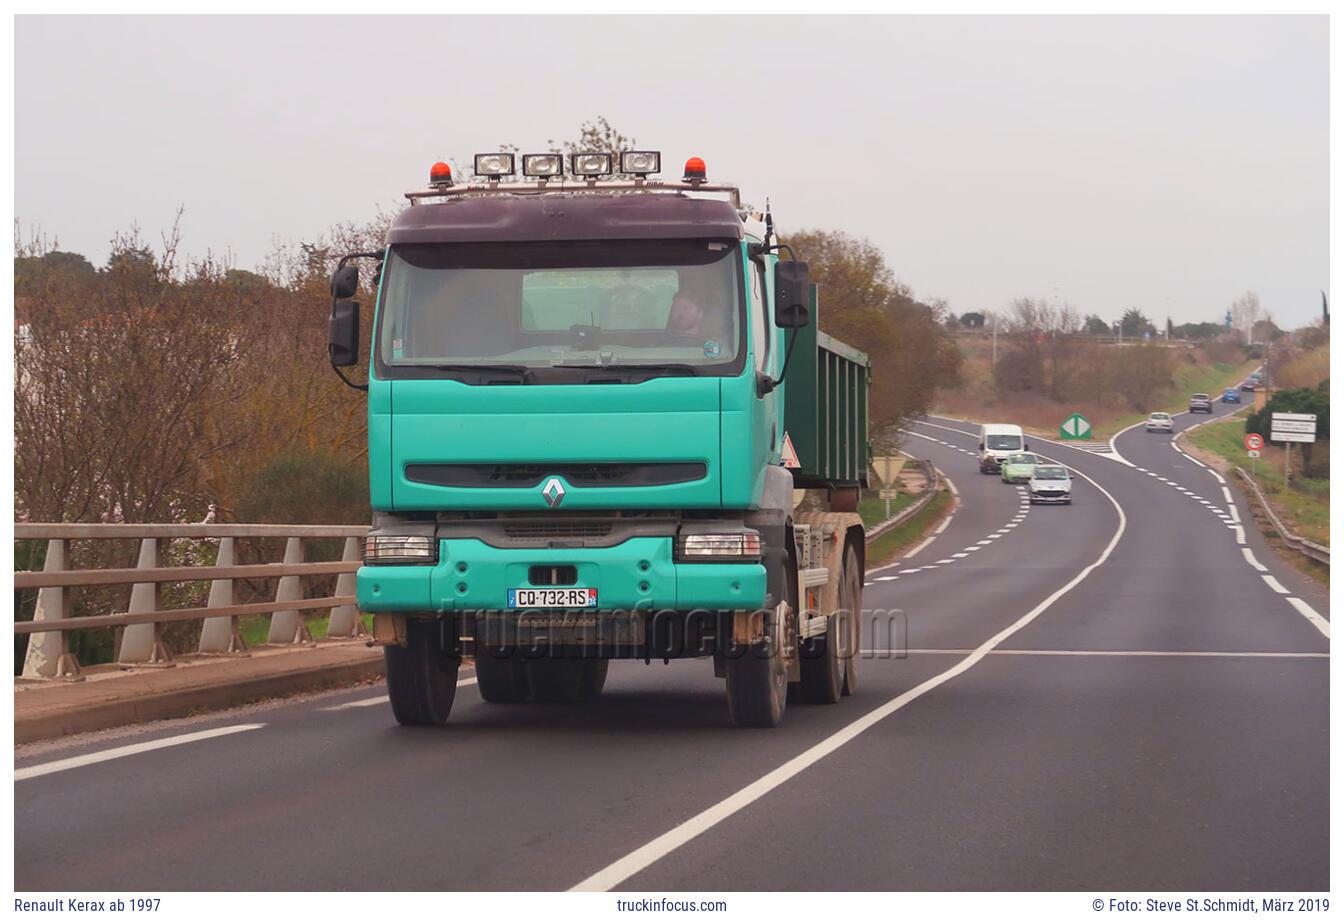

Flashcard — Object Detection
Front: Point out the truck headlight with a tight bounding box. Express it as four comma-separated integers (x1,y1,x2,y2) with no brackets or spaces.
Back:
364,535,438,565
676,533,762,561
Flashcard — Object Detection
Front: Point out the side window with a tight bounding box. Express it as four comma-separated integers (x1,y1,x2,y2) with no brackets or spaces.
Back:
748,258,769,372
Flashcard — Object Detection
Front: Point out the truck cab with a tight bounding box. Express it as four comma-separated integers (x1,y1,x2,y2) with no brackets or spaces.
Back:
328,152,871,728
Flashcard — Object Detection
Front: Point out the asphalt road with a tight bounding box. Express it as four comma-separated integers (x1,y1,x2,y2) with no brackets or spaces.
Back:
15,391,1329,892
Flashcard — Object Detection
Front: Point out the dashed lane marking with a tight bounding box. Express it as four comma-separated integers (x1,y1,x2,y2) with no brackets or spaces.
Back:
1241,548,1267,572
1262,575,1290,595
1286,597,1331,638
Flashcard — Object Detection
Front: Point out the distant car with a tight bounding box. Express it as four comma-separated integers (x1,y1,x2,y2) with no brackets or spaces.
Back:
1000,451,1042,484
1221,387,1241,403
1189,393,1213,413
1250,371,1263,382
1028,464,1072,504
1145,412,1173,433
1239,380,1257,392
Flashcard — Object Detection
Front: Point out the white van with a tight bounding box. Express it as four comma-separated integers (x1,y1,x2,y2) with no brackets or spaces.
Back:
978,423,1026,474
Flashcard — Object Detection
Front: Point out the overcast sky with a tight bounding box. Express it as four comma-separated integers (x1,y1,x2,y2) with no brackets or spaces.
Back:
15,15,1328,328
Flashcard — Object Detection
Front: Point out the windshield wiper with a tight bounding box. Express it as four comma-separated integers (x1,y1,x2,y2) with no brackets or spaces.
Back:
551,362,697,376
430,363,534,383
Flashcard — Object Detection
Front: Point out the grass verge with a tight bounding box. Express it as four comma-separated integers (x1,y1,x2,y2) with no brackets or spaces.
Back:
865,491,953,568
859,489,916,528
239,612,373,648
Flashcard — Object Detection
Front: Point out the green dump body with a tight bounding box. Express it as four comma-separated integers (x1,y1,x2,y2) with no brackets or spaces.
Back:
783,285,871,491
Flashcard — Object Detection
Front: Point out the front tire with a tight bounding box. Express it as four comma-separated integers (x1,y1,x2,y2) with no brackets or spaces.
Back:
384,616,461,726
474,646,529,703
726,545,795,727
579,659,609,698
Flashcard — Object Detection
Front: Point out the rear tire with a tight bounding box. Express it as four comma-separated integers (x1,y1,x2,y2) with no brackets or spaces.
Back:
526,658,585,703
474,646,529,703
579,659,609,698
384,617,460,727
839,544,862,697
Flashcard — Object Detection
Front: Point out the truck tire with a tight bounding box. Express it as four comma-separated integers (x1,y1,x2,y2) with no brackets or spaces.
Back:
526,658,585,703
840,544,861,697
726,548,794,727
579,659,609,698
798,611,843,704
384,616,460,727
474,647,529,703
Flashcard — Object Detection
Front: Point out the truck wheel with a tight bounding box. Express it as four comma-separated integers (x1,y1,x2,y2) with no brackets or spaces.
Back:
474,647,529,703
526,658,584,703
579,659,609,698
798,610,843,704
840,544,862,697
384,616,460,727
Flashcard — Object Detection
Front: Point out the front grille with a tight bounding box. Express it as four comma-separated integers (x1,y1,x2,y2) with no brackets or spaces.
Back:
503,521,613,540
405,462,706,489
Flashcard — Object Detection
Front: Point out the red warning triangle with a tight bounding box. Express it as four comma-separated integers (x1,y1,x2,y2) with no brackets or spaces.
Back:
781,432,801,469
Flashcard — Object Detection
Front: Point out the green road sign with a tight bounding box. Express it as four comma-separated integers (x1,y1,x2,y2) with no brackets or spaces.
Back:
1060,413,1092,440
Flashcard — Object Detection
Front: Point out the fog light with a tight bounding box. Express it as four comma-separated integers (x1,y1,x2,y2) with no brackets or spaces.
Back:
571,152,613,176
620,150,661,176
676,533,762,561
473,152,516,177
523,153,564,177
364,535,437,565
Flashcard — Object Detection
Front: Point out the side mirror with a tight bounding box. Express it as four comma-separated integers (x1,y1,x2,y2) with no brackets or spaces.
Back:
773,260,810,328
1022,441,1030,449
331,265,359,300
329,300,360,367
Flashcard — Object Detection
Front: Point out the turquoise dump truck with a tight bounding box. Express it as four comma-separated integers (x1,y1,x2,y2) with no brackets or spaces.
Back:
328,150,870,727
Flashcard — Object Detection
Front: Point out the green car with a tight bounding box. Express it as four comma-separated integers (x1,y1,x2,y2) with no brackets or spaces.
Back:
1000,452,1042,483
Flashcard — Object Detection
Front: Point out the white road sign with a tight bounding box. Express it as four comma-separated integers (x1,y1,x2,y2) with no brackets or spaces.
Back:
1270,430,1316,444
1271,419,1317,433
1271,412,1317,423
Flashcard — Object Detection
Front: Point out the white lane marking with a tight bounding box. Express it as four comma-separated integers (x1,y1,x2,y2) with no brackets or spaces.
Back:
1222,486,1234,503
944,474,959,497
1108,417,1149,464
1185,454,1208,468
988,533,1003,539
1171,441,1181,451
15,724,265,781
1145,471,1158,477
951,552,968,558
904,535,935,558
571,457,1129,893
976,540,992,545
1227,504,1240,523
875,575,898,582
964,546,982,552
1286,597,1331,638
879,648,1328,659
1241,548,1267,571
1210,469,1226,485
899,568,923,575
1004,523,1018,529
1262,575,1290,595
1231,525,1246,544
935,559,954,565
864,581,874,587
1135,467,1147,472
933,516,951,534
323,677,478,710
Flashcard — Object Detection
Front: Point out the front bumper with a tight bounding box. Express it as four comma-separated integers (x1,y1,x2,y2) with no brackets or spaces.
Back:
357,537,766,614
1030,490,1071,503
1002,471,1032,483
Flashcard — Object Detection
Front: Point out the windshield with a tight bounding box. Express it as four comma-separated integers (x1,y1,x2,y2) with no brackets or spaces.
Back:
1150,413,1170,420
1034,467,1068,480
986,434,1022,451
1007,453,1039,465
375,239,744,381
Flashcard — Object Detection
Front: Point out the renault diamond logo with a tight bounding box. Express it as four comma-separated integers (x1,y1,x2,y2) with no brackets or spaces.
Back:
541,477,566,509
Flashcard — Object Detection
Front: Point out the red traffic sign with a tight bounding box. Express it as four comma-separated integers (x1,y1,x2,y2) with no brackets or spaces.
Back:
1244,433,1264,451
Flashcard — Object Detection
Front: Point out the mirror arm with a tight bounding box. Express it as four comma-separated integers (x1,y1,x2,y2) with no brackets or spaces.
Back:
332,365,369,392
748,241,798,266
757,328,800,397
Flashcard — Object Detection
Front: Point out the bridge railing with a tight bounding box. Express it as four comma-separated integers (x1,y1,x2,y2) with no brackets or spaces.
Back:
14,523,368,682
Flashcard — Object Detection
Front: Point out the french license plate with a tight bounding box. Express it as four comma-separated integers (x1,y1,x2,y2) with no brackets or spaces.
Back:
507,587,598,609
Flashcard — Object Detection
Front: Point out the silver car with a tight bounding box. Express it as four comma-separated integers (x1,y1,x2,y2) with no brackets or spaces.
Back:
1145,412,1173,433
1029,464,1073,504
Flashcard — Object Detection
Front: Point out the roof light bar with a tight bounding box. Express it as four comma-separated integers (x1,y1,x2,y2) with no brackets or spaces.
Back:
571,152,614,177
620,150,661,176
522,153,564,178
473,152,516,178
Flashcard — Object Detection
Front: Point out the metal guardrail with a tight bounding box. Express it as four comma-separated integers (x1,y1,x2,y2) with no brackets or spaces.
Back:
865,458,942,542
1233,469,1330,566
14,523,367,681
